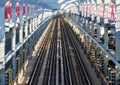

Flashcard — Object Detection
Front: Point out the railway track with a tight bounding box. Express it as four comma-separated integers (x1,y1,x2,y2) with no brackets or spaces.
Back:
61,18,74,85
28,17,92,85
60,17,92,85
28,19,57,85
42,18,58,85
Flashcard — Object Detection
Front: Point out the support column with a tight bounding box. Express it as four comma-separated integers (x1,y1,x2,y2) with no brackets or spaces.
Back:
12,55,16,81
0,68,5,85
11,22,16,51
79,30,82,43
25,22,28,38
5,69,12,85
15,57,21,83
19,25,23,43
83,34,86,49
33,18,35,30
104,27,108,50
101,52,106,75
34,17,37,29
80,16,83,27
0,37,5,85
87,20,90,33
23,50,27,72
86,36,91,54
38,15,41,25
0,36,5,62
83,17,86,30
29,19,32,33
115,1,120,84
104,54,109,85
90,41,95,66
0,8,5,85
20,17,24,42
95,48,101,67
115,1,120,62
97,16,101,41
81,32,84,45
97,23,100,42
91,17,94,37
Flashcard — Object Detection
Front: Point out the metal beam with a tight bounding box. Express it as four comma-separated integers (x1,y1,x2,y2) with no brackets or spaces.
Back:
69,18,120,69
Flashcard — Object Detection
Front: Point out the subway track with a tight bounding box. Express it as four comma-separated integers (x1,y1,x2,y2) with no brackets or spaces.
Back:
62,18,92,85
28,19,57,85
28,17,92,85
42,18,58,85
60,17,92,85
